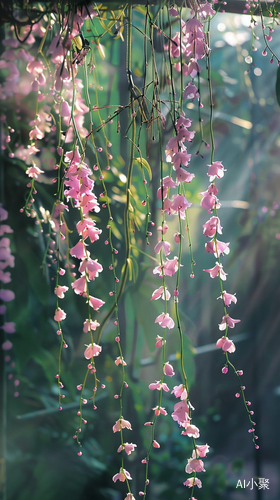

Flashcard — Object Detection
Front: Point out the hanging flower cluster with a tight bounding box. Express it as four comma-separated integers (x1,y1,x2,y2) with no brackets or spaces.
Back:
0,205,18,394
201,159,258,447
141,107,207,494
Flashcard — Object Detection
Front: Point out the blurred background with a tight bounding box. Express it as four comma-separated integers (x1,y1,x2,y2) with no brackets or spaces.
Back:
1,6,280,500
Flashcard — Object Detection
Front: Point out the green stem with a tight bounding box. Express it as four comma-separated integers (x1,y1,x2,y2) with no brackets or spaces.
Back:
206,20,215,163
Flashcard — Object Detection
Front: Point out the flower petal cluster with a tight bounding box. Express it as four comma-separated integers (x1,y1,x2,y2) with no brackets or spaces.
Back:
113,418,132,432
218,291,237,306
155,313,175,329
205,239,230,258
83,319,100,333
216,336,236,353
153,257,179,277
203,216,222,238
112,468,132,483
0,206,15,350
151,286,170,301
181,424,200,438
183,477,202,488
183,82,199,101
185,458,205,473
152,406,168,416
218,315,240,331
171,384,188,400
149,381,170,392
207,161,226,181
171,400,190,427
200,184,220,211
117,443,137,455
163,361,175,377
204,262,227,281
84,343,102,359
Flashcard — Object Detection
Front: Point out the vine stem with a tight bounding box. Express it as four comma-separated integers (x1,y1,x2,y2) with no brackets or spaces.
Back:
206,20,215,163
97,3,135,345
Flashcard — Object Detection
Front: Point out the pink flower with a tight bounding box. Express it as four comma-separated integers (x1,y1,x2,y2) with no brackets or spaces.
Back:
70,240,87,260
183,477,202,488
203,262,227,281
152,406,168,416
149,381,170,392
157,176,177,199
26,165,44,179
197,1,216,17
115,356,127,366
169,7,178,16
154,240,171,256
183,82,199,101
0,206,8,222
176,168,195,183
83,319,100,333
79,258,103,280
2,340,13,351
165,136,179,161
172,150,192,170
218,315,240,331
218,291,237,306
155,312,175,329
88,295,105,310
113,418,132,432
216,336,236,353
82,224,102,243
163,257,179,276
185,458,205,473
151,286,170,301
0,224,13,236
124,495,136,500
157,223,169,235
183,17,205,40
54,307,66,322
196,444,210,457
207,161,226,181
183,59,202,78
0,270,11,283
29,127,44,141
163,361,175,377
171,384,188,400
203,216,222,237
200,188,220,211
61,101,71,117
170,194,192,215
1,322,15,333
181,424,200,438
54,285,69,299
172,401,190,426
117,443,137,455
205,239,230,257
155,335,166,347
174,232,181,244
26,59,45,76
84,343,102,359
170,32,181,58
71,276,87,295
112,468,132,483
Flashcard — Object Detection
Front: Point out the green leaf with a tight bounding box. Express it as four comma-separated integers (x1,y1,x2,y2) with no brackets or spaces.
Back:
275,66,280,107
135,157,152,181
